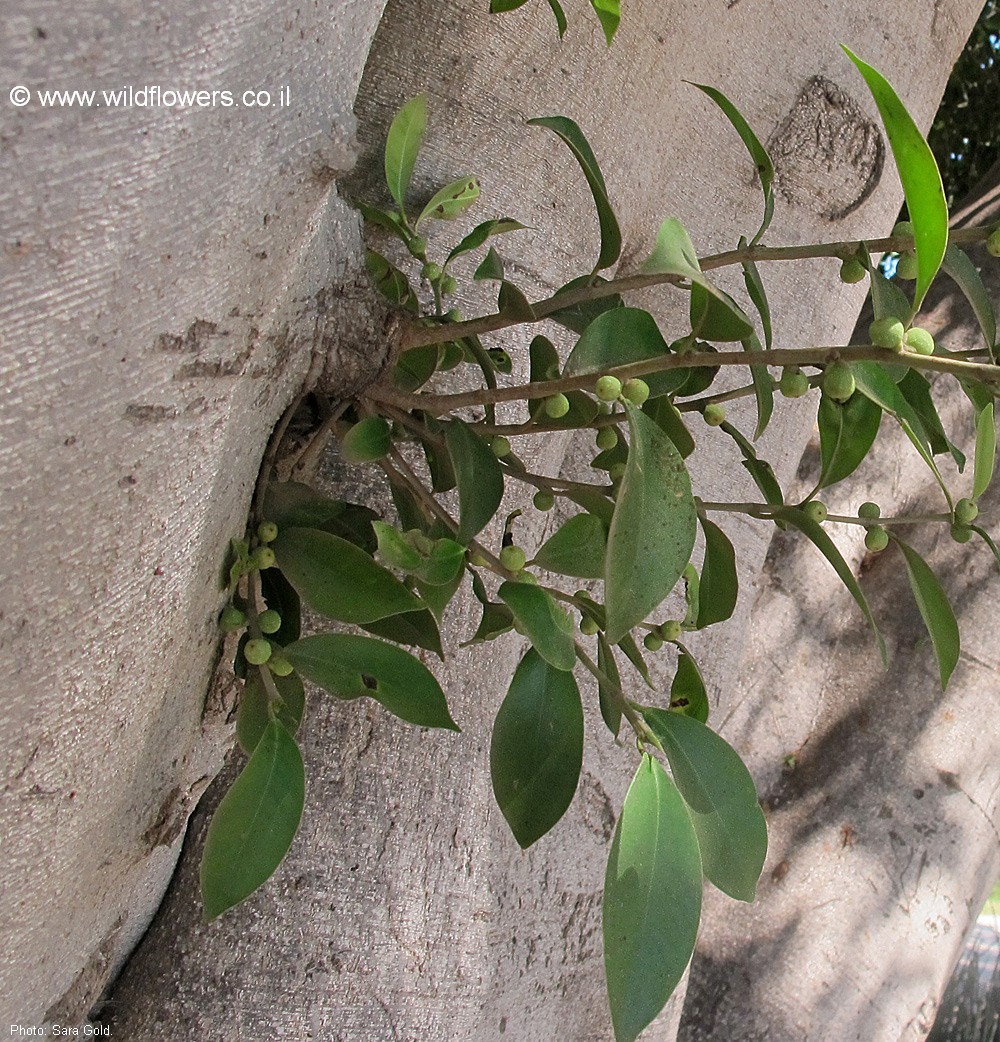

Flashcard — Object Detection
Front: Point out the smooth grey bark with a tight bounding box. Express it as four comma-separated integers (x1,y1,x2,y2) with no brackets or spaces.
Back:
680,162,1000,1042
1,0,985,1037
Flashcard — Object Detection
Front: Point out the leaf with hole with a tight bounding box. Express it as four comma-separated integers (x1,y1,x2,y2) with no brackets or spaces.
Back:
668,649,709,723
416,176,481,228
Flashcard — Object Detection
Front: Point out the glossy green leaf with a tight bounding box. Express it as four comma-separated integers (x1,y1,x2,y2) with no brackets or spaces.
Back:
394,343,441,393
532,513,607,579
415,568,465,622
236,672,306,756
464,600,515,645
973,403,996,499
643,709,767,901
260,567,301,646
490,0,529,9
817,392,883,488
355,201,410,246
690,83,774,244
641,217,701,279
696,516,738,628
285,634,459,730
741,244,772,349
491,648,584,848
445,218,527,267
419,537,466,586
597,633,623,738
741,331,774,441
643,398,695,459
690,281,754,342
361,607,444,659
605,402,697,643
498,580,577,671
668,649,709,723
474,246,505,281
603,756,702,1042
372,521,423,572
774,507,887,666
416,176,481,229
720,421,784,506
941,244,997,359
590,0,619,44
897,370,965,468
528,115,621,271
618,632,653,688
549,274,624,334
546,0,568,34
844,47,948,310
564,485,617,527
384,94,427,210
869,265,913,324
201,720,304,920
273,528,421,624
445,418,505,544
365,249,417,311
498,280,535,321
893,538,960,689
340,416,392,465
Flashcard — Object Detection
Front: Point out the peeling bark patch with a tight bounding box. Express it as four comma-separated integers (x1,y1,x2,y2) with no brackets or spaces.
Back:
767,76,884,220
124,403,177,424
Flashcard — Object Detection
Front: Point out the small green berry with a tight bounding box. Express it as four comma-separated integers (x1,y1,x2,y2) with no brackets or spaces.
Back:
268,656,295,677
544,393,571,419
803,500,828,523
858,501,881,520
491,435,512,458
895,251,918,281
822,361,856,403
904,326,935,356
869,317,906,352
580,616,600,636
621,379,650,406
658,620,682,642
951,523,974,544
955,498,979,524
258,609,282,634
244,638,272,665
643,633,663,652
253,546,276,570
499,545,527,572
446,307,464,322
518,571,538,585
608,462,627,482
440,275,458,296
220,605,247,632
421,262,442,282
779,367,810,399
408,236,427,258
864,526,889,553
533,490,555,511
595,375,623,401
839,257,867,284
892,220,914,240
703,403,727,427
987,227,1000,258
595,427,619,451
256,521,279,544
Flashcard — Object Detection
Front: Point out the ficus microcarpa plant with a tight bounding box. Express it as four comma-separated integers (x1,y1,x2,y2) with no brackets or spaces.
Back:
203,46,1000,1042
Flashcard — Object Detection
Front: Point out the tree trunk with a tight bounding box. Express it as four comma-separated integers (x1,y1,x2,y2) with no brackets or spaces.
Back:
1,0,984,1037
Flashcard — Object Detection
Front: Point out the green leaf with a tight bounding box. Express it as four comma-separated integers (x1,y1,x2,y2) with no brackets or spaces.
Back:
355,201,411,247
741,331,774,441
893,537,960,689
643,710,767,901
774,506,887,666
236,672,306,756
564,485,617,527
360,607,444,659
897,370,965,468
643,398,695,459
490,648,584,848
200,720,304,920
690,281,754,343
720,420,784,507
260,567,301,646
498,280,536,321
415,176,481,229
372,521,423,572
445,218,527,267
532,513,608,579
817,392,883,488
869,265,913,325
563,307,685,399
696,516,738,628
605,402,697,643
741,245,772,349
418,537,466,586
618,632,653,688
690,83,775,244
668,649,709,723
498,580,577,671
474,246,505,281
393,343,441,393
548,274,624,334
546,0,568,36
528,115,622,271
285,634,459,730
590,0,619,44
641,217,702,280
384,94,427,210
490,0,529,9
973,403,996,500
445,419,505,544
970,524,1000,574
340,416,392,465
603,756,702,1042
941,244,997,359
366,249,417,311
415,568,465,622
464,600,515,645
596,633,623,737
682,562,700,629
843,47,948,310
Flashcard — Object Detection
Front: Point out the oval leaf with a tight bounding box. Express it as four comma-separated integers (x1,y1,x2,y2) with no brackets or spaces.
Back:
445,419,505,544
360,607,444,659
416,176,481,229
605,402,697,643
817,392,883,489
490,648,584,848
669,649,709,723
973,403,996,500
533,513,608,579
285,634,459,730
498,580,577,671
200,720,304,920
597,633,623,738
603,756,703,1042
941,244,997,359
445,218,527,267
696,516,738,628
236,672,306,756
384,94,427,210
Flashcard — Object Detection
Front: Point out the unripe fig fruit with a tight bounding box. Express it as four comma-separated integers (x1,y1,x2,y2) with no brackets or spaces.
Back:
858,501,881,519
864,526,889,553
621,379,650,406
257,609,282,634
268,656,294,677
608,462,627,482
595,427,619,451
446,308,464,322
869,317,905,352
895,251,918,281
440,275,458,296
803,500,828,523
408,236,427,258
951,523,973,544
220,605,247,632
533,490,555,511
987,227,1000,258
822,362,856,402
499,545,527,572
253,546,276,570
904,326,935,355
703,403,726,426
779,367,810,398
595,375,623,401
892,220,914,239
244,638,272,665
839,257,867,284
643,633,663,652
954,497,979,524
580,616,600,636
341,415,392,464
544,393,571,419
421,262,442,282
658,620,682,642
257,521,279,544
490,435,512,458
